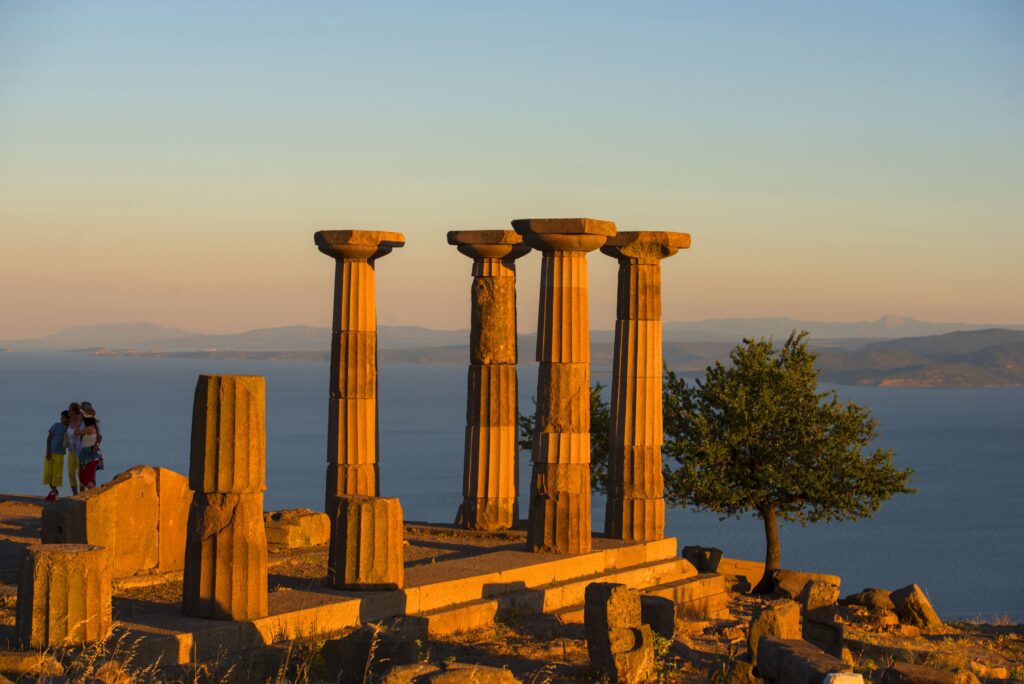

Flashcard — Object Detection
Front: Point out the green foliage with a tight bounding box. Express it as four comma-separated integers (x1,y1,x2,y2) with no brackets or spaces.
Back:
519,382,611,493
662,331,914,575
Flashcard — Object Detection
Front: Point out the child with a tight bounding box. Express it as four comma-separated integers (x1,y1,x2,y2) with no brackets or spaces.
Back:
66,402,82,494
43,410,69,501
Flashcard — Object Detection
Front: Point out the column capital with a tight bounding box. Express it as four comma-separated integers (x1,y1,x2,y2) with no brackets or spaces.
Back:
315,230,406,260
512,217,616,253
447,230,532,261
601,231,691,262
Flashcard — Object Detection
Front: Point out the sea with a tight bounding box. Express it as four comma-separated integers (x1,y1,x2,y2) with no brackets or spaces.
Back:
1,352,1022,622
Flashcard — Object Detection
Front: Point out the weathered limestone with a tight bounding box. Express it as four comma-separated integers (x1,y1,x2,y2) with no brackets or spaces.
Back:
183,375,268,621
841,587,895,613
639,595,675,639
16,544,112,648
890,583,942,629
748,599,802,663
756,637,853,683
316,230,405,505
601,231,690,542
328,496,404,590
513,218,616,554
771,568,842,600
448,231,530,530
264,509,331,550
41,465,193,577
584,582,654,684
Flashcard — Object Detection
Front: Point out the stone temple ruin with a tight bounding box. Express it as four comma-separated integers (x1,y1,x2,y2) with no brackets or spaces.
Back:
21,217,771,673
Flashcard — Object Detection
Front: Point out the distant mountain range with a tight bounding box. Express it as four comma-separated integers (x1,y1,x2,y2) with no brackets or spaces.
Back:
4,319,1023,387
5,315,1022,352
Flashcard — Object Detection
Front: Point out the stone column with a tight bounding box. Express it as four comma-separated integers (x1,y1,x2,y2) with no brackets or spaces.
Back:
315,230,405,506
17,543,112,648
601,231,690,541
513,217,617,554
328,496,405,589
183,374,268,621
447,230,531,530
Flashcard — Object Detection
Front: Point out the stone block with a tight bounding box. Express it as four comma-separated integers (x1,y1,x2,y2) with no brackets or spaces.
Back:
326,462,379,503
604,496,665,542
465,364,518,427
584,582,654,683
605,445,665,499
327,397,377,465
825,675,865,684
330,331,377,399
841,587,895,613
264,509,330,550
455,497,516,532
802,580,840,613
328,496,404,590
16,544,112,648
771,568,841,600
756,637,852,684
890,584,942,630
535,363,590,434
527,465,591,554
640,595,674,639
156,467,193,573
748,599,802,662
470,277,518,366
429,663,522,684
879,662,962,684
322,623,421,684
41,465,159,578
0,651,64,678
189,375,266,493
681,546,723,573
182,492,268,620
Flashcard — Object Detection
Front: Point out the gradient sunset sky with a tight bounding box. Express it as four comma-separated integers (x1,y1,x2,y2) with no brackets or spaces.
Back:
2,1,1022,339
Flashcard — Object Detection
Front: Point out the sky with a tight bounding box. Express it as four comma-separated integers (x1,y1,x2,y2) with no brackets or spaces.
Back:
1,1,1022,339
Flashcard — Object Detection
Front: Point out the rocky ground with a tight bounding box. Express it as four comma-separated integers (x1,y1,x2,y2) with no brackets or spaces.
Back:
0,498,1021,683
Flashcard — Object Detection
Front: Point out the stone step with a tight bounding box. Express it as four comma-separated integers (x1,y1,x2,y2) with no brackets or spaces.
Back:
643,573,731,620
414,556,696,636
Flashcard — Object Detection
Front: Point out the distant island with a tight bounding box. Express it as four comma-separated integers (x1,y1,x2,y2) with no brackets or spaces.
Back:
6,318,1022,388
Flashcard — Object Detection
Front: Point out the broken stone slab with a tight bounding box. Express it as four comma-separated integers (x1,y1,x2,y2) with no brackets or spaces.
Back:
0,650,64,678
640,595,674,639
16,544,112,648
824,675,864,684
748,599,802,663
771,569,841,601
681,545,723,573
879,661,978,684
328,496,404,590
322,623,422,684
756,637,852,683
890,584,942,630
584,582,654,683
429,663,522,684
841,587,895,613
182,491,268,620
264,509,330,550
801,579,840,613
189,375,267,494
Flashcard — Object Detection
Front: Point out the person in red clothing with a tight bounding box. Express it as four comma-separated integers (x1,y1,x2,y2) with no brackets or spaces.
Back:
75,416,101,489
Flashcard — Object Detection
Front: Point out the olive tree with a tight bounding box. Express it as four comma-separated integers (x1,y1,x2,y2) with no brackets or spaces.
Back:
662,331,914,592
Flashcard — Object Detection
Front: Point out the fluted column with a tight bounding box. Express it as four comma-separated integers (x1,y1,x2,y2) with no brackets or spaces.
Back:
315,230,405,506
513,217,617,554
448,231,531,530
183,374,268,621
601,231,690,541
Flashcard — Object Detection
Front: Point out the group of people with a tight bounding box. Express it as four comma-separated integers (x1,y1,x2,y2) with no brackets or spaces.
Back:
43,401,105,501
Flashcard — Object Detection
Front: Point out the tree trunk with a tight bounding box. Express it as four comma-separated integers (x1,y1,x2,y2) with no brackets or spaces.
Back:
752,504,780,594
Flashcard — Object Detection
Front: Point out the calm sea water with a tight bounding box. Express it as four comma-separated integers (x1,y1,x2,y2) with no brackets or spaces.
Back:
1,352,1021,621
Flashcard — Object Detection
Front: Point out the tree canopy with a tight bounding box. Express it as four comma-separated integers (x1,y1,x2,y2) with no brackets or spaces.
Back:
662,331,915,591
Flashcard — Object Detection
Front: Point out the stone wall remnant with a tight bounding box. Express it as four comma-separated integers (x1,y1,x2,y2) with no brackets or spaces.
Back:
41,465,192,577
316,230,405,505
448,231,530,530
513,217,616,554
748,599,802,663
601,231,689,541
182,375,268,621
264,509,330,550
16,544,112,648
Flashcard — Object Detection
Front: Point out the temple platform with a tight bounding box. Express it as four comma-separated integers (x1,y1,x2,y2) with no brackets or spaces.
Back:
113,524,701,666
